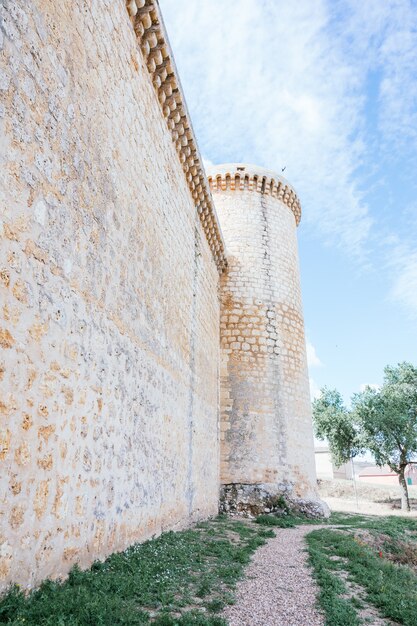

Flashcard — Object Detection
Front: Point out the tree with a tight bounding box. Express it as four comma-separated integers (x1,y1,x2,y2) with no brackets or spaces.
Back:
352,362,417,512
312,388,363,467
313,363,417,511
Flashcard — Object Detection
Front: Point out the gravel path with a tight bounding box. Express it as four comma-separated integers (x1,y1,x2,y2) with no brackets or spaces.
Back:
224,525,325,626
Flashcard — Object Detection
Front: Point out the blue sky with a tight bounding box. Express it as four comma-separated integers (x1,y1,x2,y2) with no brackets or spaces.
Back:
160,0,417,403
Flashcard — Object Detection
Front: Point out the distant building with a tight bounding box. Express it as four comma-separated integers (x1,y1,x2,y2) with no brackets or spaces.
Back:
358,465,417,486
315,446,352,480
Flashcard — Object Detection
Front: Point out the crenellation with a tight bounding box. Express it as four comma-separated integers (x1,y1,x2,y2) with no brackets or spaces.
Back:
125,0,227,270
208,165,302,226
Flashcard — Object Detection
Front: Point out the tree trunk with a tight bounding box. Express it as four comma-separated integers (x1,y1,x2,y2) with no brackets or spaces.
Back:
398,465,410,512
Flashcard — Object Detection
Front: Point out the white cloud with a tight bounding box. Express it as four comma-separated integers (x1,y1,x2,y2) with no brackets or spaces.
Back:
390,250,417,318
306,340,322,368
160,0,373,254
375,9,417,152
307,340,323,400
160,0,417,315
202,157,214,171
359,383,380,392
309,377,322,400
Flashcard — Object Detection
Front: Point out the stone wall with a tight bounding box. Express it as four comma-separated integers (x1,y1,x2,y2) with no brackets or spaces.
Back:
208,164,320,514
0,0,221,590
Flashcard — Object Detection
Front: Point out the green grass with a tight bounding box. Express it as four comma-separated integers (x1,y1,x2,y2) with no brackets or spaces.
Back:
307,513,417,626
328,511,417,538
0,517,273,626
255,514,296,527
307,536,361,626
255,513,321,528
6,508,416,626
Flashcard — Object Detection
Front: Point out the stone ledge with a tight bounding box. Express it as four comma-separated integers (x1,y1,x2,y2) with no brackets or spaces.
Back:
125,0,227,271
207,163,302,226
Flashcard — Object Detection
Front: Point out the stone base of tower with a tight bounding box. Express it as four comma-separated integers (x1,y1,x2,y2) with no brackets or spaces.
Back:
220,483,330,519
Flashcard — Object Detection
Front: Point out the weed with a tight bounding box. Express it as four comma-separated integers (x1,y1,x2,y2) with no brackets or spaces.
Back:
0,517,268,625
385,538,417,566
255,514,296,527
255,512,320,528
256,528,276,538
307,538,361,626
307,523,417,626
275,495,290,513
328,512,417,538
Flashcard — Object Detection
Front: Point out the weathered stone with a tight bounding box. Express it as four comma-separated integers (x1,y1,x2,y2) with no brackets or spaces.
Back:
209,163,325,516
0,0,324,595
0,0,220,591
220,483,329,519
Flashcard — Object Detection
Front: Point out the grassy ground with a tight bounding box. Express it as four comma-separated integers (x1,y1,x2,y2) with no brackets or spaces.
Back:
318,478,417,516
307,512,417,625
3,509,417,625
0,516,276,626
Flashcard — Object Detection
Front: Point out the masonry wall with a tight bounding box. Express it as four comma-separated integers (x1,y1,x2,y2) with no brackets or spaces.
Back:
209,167,318,507
0,0,220,590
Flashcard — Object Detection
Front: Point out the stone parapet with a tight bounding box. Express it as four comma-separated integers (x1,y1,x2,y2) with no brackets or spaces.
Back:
126,0,227,271
207,163,301,226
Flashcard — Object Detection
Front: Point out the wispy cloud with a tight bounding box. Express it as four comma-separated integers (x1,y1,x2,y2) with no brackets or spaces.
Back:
310,377,322,400
330,0,417,163
307,340,323,400
359,383,380,392
160,0,417,314
390,250,417,318
384,208,417,317
306,340,322,368
161,0,372,253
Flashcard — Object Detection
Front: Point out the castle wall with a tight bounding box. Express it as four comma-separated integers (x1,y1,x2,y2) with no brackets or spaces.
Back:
0,0,221,590
208,165,319,512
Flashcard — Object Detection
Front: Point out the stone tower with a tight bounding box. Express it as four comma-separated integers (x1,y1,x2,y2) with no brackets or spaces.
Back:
208,163,324,516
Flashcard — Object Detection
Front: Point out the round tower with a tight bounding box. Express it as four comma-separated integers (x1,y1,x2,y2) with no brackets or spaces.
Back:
207,163,326,516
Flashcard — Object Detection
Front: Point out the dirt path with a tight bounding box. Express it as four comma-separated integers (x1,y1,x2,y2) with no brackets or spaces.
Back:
223,525,324,626
322,495,417,517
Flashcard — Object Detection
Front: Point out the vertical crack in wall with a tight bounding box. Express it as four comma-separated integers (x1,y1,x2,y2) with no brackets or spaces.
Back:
259,189,288,473
185,223,200,516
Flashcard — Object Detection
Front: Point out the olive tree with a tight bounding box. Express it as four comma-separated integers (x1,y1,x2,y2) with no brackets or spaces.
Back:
313,363,417,511
352,362,417,511
312,388,363,467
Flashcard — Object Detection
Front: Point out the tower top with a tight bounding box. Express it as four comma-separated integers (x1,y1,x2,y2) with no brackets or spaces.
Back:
206,163,302,226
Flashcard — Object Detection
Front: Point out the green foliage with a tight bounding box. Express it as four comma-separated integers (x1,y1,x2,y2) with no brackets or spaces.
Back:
256,528,276,538
255,514,296,527
307,535,361,626
353,362,417,510
307,520,417,626
312,387,363,466
328,511,417,538
275,495,291,513
314,363,417,509
0,517,269,625
352,362,417,471
255,512,321,528
153,612,227,625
